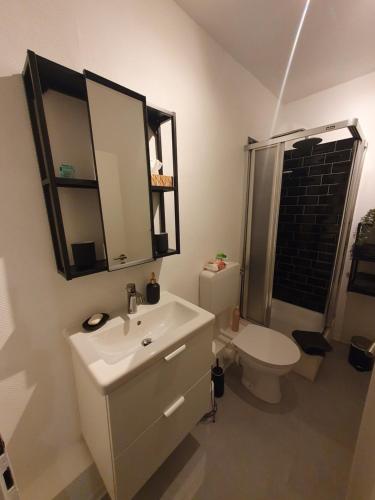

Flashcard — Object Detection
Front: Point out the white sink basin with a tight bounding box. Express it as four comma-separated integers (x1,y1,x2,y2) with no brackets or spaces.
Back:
89,300,199,364
69,291,214,393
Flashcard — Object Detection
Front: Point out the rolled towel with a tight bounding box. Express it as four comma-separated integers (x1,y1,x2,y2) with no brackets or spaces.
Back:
204,262,219,272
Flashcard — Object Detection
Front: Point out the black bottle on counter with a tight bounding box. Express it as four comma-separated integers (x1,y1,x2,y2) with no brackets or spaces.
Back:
146,272,160,304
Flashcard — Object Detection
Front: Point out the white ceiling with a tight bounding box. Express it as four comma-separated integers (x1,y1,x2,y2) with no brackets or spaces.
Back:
175,0,375,102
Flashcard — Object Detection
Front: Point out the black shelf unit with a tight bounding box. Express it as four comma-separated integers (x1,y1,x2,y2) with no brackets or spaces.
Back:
348,223,375,297
155,249,179,258
69,259,107,279
148,104,180,258
23,50,180,279
55,178,98,189
23,51,107,280
348,273,375,296
151,185,175,192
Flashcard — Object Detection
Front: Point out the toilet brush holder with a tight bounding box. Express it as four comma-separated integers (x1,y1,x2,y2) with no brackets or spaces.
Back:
212,359,224,398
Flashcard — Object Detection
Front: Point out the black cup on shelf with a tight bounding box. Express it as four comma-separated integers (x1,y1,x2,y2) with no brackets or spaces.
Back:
72,241,96,269
154,232,169,254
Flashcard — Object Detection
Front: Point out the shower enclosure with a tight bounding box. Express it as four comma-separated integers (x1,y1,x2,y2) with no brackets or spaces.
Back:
241,119,366,335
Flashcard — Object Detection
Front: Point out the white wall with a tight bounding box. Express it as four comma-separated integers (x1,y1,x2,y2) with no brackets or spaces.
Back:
0,0,278,498
279,71,375,343
347,365,375,500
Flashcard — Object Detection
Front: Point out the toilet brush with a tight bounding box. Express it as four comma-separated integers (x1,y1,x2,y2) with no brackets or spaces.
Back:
212,358,224,398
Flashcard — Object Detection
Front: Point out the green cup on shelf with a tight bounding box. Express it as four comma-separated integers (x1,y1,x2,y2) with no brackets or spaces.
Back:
59,162,75,178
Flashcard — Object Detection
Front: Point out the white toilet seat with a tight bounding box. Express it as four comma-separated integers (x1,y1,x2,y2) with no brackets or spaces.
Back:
233,324,300,368
232,324,301,403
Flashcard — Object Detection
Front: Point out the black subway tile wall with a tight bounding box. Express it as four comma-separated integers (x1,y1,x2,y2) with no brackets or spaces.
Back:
273,138,355,312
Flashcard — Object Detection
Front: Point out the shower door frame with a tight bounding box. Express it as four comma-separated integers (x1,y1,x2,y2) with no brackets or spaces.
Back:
241,142,284,325
324,137,367,332
241,118,367,331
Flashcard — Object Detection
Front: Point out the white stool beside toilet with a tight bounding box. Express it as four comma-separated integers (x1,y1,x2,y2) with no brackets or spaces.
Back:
233,324,301,403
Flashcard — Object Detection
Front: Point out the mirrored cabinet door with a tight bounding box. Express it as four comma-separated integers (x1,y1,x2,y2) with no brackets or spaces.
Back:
85,71,154,270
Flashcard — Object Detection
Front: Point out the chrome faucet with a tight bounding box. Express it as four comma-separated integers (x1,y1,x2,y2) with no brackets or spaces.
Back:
126,283,144,314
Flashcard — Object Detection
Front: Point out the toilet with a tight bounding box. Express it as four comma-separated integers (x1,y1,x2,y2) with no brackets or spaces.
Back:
233,324,300,404
199,262,301,404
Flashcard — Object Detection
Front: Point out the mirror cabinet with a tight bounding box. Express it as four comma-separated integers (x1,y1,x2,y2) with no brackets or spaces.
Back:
23,51,180,280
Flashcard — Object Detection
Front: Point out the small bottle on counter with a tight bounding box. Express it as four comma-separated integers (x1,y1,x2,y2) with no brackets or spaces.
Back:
146,272,160,304
231,306,240,332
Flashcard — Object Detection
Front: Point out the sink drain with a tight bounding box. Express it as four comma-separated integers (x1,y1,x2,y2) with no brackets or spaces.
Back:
141,338,152,347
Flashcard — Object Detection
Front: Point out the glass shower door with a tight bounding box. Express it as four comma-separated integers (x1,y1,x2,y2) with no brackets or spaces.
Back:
241,143,284,325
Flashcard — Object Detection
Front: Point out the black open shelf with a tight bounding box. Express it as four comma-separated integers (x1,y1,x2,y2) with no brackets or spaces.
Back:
23,51,106,280
55,177,98,189
147,105,173,132
155,248,178,258
68,259,107,279
348,272,375,297
151,185,174,192
147,103,180,260
352,244,375,262
37,53,87,101
349,224,375,296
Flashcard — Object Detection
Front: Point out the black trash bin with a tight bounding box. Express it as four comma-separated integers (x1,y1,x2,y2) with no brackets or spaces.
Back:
348,336,375,372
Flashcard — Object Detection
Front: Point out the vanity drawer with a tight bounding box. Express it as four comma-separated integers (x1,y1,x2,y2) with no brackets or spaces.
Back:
108,324,212,456
114,371,211,500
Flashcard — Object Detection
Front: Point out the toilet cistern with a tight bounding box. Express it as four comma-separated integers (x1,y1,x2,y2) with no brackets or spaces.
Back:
199,261,241,366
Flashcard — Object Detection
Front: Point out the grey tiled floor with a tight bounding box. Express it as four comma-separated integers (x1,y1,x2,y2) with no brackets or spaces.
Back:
129,342,370,500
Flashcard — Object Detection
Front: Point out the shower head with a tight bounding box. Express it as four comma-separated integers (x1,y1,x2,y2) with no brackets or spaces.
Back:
293,137,322,151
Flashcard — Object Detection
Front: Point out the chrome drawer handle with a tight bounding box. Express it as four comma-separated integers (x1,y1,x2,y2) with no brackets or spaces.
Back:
163,396,185,417
164,344,186,362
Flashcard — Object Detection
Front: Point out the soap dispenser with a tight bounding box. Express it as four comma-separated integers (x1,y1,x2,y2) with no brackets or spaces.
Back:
146,272,160,304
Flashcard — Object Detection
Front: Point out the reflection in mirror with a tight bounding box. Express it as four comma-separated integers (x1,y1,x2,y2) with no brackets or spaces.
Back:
86,77,153,270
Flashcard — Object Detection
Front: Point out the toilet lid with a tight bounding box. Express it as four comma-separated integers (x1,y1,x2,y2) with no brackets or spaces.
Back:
233,324,300,367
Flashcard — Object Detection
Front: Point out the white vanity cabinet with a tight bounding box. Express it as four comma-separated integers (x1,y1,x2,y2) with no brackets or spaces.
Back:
72,323,213,500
